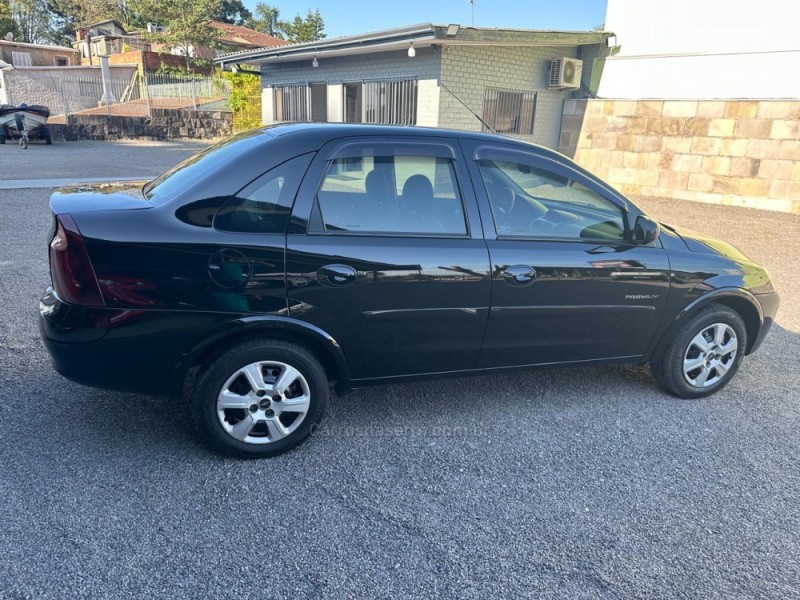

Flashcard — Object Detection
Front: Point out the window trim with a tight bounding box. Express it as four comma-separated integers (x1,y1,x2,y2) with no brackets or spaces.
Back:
310,142,471,239
473,146,633,244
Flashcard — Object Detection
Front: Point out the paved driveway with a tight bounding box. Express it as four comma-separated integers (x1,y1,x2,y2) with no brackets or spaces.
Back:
0,139,209,184
0,143,798,599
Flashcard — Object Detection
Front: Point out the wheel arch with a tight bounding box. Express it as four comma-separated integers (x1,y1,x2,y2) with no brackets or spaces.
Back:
649,287,764,360
172,316,352,396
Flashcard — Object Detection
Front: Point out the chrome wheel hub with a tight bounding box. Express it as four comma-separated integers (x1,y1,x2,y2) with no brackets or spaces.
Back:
682,323,738,388
216,361,311,444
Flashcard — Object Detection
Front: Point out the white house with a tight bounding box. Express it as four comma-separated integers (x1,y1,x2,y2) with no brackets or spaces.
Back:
598,0,799,99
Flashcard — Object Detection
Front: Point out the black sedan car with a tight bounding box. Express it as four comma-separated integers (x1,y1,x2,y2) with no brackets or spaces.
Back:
39,124,779,457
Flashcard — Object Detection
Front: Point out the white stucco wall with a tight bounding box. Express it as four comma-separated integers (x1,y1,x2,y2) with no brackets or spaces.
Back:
599,0,800,99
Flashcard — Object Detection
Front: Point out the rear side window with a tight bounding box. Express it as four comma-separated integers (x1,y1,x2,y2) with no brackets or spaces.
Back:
214,153,313,234
317,153,467,235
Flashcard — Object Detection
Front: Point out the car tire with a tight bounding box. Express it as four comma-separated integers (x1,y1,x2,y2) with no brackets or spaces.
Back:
0,134,5,144
193,339,329,458
650,303,747,399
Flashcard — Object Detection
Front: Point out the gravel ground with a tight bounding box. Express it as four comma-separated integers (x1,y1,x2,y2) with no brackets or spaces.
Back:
0,148,798,598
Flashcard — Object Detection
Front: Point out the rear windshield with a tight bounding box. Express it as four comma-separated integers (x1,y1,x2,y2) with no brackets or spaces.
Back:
144,130,266,205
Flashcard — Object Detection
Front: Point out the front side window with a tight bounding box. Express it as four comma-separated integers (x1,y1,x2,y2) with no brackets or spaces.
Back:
317,152,466,235
478,158,626,241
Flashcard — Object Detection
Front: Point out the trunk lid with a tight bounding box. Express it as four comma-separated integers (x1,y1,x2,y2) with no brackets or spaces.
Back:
50,181,152,215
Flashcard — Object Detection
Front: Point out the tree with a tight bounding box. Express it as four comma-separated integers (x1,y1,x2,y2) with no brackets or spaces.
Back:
245,2,283,38
214,0,250,25
46,0,140,46
131,0,222,72
282,8,324,43
0,0,19,39
8,0,54,44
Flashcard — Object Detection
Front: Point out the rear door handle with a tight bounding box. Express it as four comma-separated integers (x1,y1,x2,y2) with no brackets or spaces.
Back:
317,264,357,287
502,265,536,287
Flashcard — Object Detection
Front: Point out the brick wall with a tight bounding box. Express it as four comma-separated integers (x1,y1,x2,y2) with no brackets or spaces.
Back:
438,45,580,148
560,99,800,214
104,50,213,74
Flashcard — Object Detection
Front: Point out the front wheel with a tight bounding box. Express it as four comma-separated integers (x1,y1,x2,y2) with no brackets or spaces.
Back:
193,339,329,457
651,304,747,399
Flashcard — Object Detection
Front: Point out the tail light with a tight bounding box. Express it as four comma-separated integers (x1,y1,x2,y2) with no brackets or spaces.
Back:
49,215,105,307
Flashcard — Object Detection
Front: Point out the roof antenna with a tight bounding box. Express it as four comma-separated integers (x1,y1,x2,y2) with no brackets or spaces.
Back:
438,80,495,133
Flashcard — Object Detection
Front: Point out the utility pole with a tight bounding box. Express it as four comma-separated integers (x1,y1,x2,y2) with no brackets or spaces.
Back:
470,0,475,26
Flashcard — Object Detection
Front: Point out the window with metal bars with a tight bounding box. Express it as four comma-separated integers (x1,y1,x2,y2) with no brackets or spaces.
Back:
361,78,417,125
274,85,310,122
481,87,537,135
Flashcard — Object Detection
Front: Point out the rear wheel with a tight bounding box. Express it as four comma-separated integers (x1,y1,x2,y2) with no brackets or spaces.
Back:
651,304,747,398
0,134,5,144
43,128,52,145
193,339,329,457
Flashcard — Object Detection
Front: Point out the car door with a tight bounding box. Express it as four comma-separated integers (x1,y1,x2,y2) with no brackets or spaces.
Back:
285,136,491,381
461,141,671,368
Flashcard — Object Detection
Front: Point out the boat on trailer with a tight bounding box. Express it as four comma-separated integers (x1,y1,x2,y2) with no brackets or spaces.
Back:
0,104,52,145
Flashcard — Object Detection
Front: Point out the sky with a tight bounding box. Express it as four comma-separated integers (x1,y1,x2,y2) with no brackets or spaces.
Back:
244,0,609,38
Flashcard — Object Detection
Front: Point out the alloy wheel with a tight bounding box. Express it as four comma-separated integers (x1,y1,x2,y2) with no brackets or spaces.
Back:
216,361,311,444
682,323,738,388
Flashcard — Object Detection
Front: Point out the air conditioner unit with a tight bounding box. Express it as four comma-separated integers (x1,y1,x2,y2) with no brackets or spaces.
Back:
549,57,583,90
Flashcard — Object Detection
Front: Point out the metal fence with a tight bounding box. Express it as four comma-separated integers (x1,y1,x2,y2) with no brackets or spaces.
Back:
1,69,235,122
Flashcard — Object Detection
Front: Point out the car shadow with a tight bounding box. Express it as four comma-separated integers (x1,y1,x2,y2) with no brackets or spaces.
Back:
21,322,795,462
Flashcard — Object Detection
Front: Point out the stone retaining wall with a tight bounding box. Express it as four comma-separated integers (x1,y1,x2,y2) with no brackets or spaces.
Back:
50,108,232,141
559,99,800,214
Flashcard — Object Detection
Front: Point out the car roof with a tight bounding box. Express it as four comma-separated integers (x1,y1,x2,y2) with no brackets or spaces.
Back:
259,122,566,161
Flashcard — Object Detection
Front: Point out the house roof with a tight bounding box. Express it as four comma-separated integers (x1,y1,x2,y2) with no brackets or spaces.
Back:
0,39,77,53
81,19,128,34
210,21,287,50
215,22,614,65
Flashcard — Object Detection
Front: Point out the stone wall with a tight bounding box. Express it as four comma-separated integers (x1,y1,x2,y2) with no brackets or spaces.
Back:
50,108,232,141
560,99,800,214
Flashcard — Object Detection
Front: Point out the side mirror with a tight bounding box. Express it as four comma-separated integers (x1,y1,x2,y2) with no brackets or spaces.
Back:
632,216,660,245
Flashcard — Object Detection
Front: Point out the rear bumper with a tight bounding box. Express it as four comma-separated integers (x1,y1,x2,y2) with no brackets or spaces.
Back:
749,291,780,354
39,287,176,396
39,286,233,397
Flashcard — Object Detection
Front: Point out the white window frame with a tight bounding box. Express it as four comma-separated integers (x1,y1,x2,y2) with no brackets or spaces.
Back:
11,52,32,67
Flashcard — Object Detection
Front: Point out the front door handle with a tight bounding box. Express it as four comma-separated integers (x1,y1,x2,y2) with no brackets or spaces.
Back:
317,264,357,287
502,265,537,287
